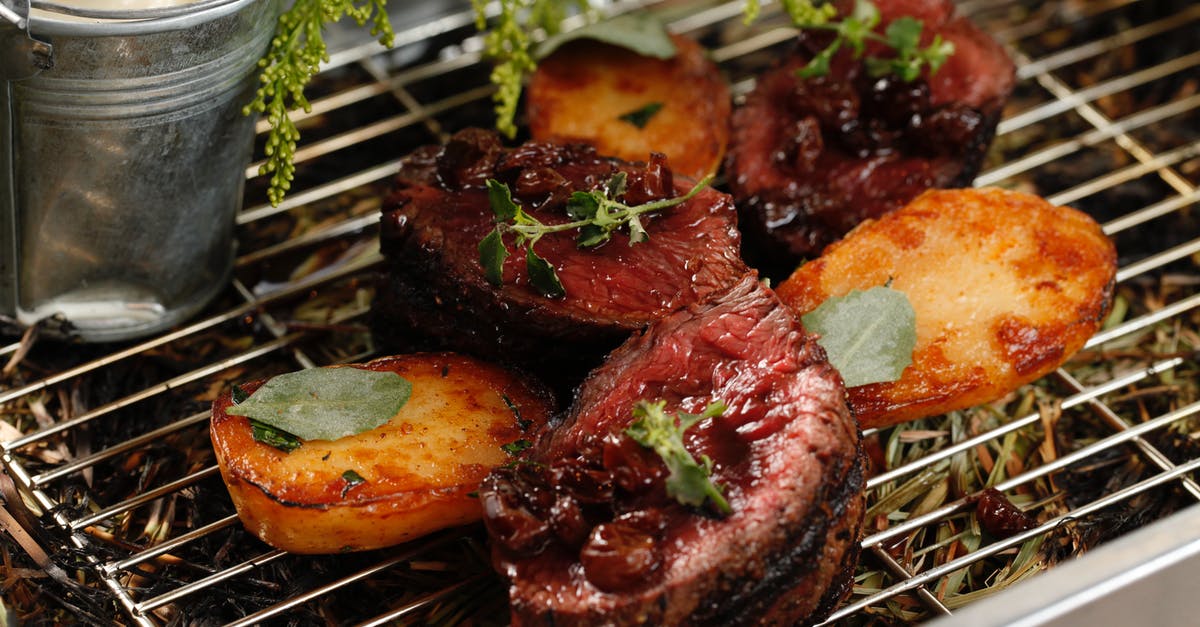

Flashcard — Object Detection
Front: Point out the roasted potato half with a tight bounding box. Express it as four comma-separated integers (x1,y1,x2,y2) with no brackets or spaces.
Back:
211,354,554,554
527,34,731,181
777,188,1117,429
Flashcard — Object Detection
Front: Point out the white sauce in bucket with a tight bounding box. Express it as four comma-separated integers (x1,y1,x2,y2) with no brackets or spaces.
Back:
44,0,202,9
30,0,225,24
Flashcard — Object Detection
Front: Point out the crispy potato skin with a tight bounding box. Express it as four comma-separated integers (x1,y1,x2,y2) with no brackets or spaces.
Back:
527,34,731,180
777,188,1117,429
211,354,553,554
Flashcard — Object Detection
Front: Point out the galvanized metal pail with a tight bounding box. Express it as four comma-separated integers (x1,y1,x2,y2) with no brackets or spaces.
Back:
0,0,281,342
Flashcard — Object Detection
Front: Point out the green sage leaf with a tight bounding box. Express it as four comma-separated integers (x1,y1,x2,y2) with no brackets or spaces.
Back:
479,228,509,287
227,368,412,442
535,12,677,61
801,286,917,388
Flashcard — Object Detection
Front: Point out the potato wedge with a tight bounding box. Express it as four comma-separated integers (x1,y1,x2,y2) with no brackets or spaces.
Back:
777,188,1116,429
211,354,553,554
527,34,730,181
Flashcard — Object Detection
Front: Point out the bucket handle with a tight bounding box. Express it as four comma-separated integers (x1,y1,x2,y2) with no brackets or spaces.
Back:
0,0,54,78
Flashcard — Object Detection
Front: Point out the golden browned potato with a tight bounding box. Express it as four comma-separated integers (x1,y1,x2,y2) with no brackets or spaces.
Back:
527,34,730,181
211,354,553,554
777,188,1116,429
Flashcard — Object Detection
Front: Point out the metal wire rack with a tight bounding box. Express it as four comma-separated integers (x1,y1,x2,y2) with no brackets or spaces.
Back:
1,0,1198,624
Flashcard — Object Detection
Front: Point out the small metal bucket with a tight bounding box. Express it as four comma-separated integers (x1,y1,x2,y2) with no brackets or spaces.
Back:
0,0,280,342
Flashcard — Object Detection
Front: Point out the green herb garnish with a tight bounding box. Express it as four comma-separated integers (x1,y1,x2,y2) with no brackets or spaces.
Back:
472,0,584,139
234,383,301,452
478,173,712,298
744,0,954,81
618,102,664,129
249,420,304,453
535,12,677,60
231,384,250,405
341,469,366,497
801,285,917,387
226,367,412,443
625,400,731,515
245,0,395,206
502,459,549,471
502,439,533,455
500,393,531,430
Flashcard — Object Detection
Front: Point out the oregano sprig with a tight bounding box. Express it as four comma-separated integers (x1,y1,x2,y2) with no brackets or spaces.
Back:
625,400,732,515
478,173,712,298
245,0,395,206
744,0,954,81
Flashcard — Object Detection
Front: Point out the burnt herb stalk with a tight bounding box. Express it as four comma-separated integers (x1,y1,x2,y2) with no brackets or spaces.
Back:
478,173,713,298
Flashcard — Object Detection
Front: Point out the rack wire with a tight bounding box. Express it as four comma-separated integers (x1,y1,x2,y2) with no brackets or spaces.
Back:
1,0,1198,624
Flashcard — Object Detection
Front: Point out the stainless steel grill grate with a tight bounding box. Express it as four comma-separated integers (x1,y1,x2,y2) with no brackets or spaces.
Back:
1,0,1198,624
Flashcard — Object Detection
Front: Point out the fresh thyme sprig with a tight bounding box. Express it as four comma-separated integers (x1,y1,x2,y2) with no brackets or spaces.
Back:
477,173,713,298
626,400,732,515
746,0,954,81
245,0,395,206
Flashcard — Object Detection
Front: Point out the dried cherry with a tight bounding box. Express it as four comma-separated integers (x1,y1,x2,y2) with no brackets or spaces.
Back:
579,510,666,592
975,487,1036,538
623,153,674,205
551,457,613,505
603,432,666,497
480,464,557,555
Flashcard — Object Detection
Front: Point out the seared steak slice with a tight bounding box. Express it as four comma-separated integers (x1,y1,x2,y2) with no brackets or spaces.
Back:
375,128,747,382
479,274,865,626
727,0,1015,274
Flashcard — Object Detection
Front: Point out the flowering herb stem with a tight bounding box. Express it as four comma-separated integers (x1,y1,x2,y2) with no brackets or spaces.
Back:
245,0,395,206
472,0,592,138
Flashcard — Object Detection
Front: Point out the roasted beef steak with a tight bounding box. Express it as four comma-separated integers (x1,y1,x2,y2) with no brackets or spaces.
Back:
375,128,747,383
479,275,865,626
727,0,1016,274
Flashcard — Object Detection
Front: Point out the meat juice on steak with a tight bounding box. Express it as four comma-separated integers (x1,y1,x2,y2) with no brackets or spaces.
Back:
375,128,747,385
727,0,1016,274
479,275,866,626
